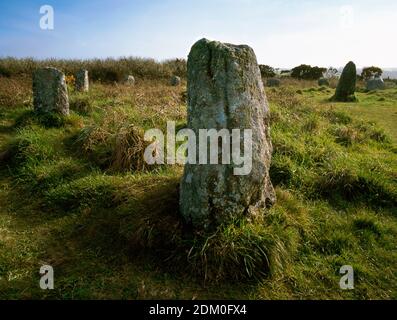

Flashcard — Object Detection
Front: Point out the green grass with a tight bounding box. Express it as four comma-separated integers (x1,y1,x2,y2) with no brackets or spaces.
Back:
0,77,396,299
307,86,397,143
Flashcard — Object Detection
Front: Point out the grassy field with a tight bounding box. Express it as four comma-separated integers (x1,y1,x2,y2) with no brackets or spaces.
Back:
0,75,396,299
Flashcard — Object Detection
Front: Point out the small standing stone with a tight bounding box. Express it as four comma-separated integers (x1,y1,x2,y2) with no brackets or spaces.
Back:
318,78,329,86
125,75,136,86
33,67,69,115
170,75,181,86
75,69,89,92
366,77,385,91
180,38,276,230
266,78,280,87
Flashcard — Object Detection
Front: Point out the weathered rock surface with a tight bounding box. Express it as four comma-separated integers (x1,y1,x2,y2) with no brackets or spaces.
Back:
266,78,281,87
126,75,135,85
33,67,69,115
179,38,276,230
366,77,385,91
170,75,181,86
75,69,89,92
331,61,357,102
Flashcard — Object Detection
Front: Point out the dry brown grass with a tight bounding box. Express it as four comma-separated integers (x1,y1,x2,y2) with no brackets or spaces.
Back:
278,77,317,88
0,76,32,108
90,80,187,124
266,87,305,109
111,124,151,172
76,108,160,172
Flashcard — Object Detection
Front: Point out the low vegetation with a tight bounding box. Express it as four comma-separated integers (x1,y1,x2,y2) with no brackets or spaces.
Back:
0,70,396,299
0,57,187,83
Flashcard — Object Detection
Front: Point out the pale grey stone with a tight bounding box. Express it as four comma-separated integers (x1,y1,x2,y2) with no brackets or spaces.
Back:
125,75,135,85
33,67,69,115
75,69,89,92
179,38,276,230
170,75,181,86
366,77,385,91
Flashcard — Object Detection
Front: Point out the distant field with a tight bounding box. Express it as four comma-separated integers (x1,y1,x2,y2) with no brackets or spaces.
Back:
0,76,396,299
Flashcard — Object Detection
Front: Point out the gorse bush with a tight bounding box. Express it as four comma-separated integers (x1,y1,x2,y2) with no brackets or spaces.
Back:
291,64,326,80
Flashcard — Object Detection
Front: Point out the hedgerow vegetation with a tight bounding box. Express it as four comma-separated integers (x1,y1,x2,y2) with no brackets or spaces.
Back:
0,71,396,299
0,57,187,82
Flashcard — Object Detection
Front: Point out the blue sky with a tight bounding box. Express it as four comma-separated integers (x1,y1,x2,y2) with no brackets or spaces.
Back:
1,0,396,68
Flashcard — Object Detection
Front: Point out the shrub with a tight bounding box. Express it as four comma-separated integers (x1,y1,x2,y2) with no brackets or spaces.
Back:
361,66,383,80
291,64,326,80
259,65,276,78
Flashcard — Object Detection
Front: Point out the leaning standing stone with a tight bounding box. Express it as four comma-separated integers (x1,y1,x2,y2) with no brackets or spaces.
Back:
75,69,89,92
170,75,181,86
179,38,276,230
33,67,69,115
331,61,357,102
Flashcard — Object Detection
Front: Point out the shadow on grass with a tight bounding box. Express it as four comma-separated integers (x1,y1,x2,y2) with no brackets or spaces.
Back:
0,172,255,299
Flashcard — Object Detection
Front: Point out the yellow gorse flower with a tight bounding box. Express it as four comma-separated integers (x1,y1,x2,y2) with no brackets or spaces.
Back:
65,74,75,86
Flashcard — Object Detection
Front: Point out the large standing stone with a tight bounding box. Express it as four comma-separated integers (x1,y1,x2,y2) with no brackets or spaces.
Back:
179,38,276,230
366,77,385,91
33,67,69,115
331,61,357,102
170,75,181,86
75,69,89,92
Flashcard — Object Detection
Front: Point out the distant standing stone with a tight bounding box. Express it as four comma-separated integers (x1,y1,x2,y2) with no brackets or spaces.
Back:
266,78,280,87
318,77,329,86
75,69,89,92
331,61,357,102
170,75,181,86
33,67,69,115
366,77,385,91
125,75,136,85
180,38,276,230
